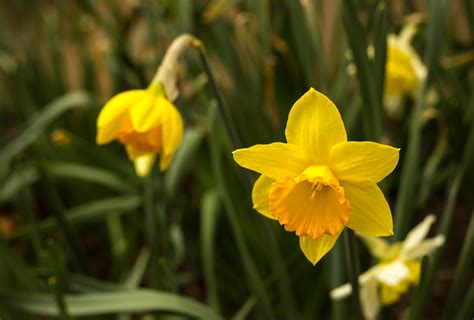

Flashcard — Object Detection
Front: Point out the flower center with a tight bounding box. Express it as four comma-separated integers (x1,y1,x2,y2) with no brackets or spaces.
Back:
115,117,162,156
268,166,350,239
379,259,421,305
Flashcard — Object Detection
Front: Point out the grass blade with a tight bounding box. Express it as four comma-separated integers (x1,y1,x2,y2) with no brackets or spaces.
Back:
443,212,474,319
0,91,92,175
200,189,221,311
0,290,222,319
456,281,474,320
12,196,141,238
342,0,381,140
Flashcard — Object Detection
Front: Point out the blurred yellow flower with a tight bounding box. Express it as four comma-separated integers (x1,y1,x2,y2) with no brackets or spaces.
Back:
330,215,445,319
384,23,428,117
96,81,183,176
233,88,399,265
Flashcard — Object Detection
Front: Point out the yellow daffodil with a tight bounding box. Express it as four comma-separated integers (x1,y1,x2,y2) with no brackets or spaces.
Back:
233,88,399,265
384,22,428,117
330,215,445,319
96,81,183,176
96,34,198,177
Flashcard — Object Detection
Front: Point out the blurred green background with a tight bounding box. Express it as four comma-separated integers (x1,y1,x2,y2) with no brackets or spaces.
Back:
0,0,473,319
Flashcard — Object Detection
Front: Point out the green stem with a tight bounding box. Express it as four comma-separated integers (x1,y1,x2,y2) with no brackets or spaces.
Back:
393,84,426,238
343,229,363,320
195,41,299,318
143,175,159,289
330,242,347,320
48,276,70,320
193,41,243,149
17,188,42,263
38,162,88,274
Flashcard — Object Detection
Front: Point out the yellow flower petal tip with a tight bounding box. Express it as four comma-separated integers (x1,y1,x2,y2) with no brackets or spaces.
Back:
96,84,184,175
232,87,399,265
300,233,340,266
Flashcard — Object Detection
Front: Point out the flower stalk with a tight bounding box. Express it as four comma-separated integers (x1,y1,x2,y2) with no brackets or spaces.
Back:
344,229,363,320
192,40,243,150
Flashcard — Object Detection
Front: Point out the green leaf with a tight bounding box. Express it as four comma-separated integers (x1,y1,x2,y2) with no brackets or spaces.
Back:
0,91,92,175
372,1,389,107
0,290,222,319
443,212,474,319
200,189,221,311
456,281,474,320
0,166,38,205
0,239,43,291
342,0,381,140
48,161,137,193
13,196,141,238
1,162,136,206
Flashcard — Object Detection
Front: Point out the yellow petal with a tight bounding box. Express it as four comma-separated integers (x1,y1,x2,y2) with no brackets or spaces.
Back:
285,88,347,164
252,175,277,220
160,100,184,160
232,143,309,180
299,233,341,265
96,90,146,144
329,141,399,184
134,154,156,177
129,93,160,132
343,182,393,236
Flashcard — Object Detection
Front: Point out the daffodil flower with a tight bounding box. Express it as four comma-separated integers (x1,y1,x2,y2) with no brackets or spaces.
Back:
384,22,428,117
96,82,183,176
330,215,445,319
96,34,197,176
233,88,399,265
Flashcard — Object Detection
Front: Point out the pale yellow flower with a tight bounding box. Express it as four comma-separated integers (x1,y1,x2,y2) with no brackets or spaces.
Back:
384,23,428,117
330,215,445,319
233,88,399,265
